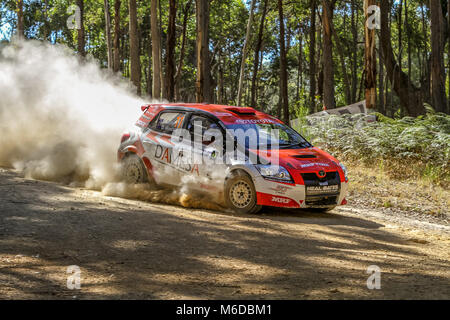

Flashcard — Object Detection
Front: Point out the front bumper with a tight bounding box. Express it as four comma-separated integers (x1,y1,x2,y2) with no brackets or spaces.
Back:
254,175,348,208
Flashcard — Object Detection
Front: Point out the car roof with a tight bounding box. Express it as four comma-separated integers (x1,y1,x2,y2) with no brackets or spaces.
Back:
143,103,283,125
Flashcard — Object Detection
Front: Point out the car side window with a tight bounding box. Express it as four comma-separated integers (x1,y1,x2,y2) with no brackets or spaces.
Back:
150,112,186,134
188,115,222,147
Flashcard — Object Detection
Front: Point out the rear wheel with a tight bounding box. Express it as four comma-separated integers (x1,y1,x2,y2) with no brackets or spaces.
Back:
121,154,148,183
225,171,262,214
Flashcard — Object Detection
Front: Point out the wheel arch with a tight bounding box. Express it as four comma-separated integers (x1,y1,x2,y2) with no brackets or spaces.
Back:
226,165,257,180
117,146,138,161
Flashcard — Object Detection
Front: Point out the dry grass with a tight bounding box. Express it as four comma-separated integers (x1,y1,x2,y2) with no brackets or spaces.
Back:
346,162,449,219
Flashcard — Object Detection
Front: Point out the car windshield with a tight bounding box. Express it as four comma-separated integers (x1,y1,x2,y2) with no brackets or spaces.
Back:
225,121,312,150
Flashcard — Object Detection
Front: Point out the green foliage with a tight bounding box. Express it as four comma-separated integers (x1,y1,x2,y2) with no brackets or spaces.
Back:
305,112,450,185
1,0,449,118
293,101,311,140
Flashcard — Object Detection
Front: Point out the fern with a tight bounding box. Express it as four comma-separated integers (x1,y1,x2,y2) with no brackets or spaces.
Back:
304,111,450,185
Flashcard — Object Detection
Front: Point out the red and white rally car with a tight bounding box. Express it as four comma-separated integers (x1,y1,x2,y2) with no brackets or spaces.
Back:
118,103,348,214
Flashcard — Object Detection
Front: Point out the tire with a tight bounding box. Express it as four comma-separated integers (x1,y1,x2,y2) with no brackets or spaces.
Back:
225,171,262,214
121,154,148,184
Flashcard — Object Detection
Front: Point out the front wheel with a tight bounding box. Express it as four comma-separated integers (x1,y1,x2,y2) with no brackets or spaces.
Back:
225,172,262,214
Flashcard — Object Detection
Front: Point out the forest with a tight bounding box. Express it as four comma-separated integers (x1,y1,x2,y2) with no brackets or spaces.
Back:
1,0,450,123
0,2,450,301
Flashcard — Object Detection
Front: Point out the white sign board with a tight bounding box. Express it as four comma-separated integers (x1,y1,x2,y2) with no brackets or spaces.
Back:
291,100,376,127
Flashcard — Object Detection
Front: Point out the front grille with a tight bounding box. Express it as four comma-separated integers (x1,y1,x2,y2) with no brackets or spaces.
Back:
301,171,339,185
302,171,340,205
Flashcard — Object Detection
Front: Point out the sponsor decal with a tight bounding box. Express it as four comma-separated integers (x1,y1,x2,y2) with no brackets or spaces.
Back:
306,185,339,195
300,162,330,168
136,120,147,127
271,196,291,204
316,163,330,167
213,112,233,117
234,119,275,124
154,145,200,175
256,192,300,208
268,185,292,195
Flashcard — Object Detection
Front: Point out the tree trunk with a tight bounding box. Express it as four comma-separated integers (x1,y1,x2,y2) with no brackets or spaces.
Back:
257,50,263,105
278,0,289,123
309,0,317,112
380,0,424,116
151,0,161,99
430,0,447,113
76,0,85,56
165,0,177,101
322,0,335,109
329,17,351,105
43,0,49,40
195,0,212,103
364,0,376,110
406,0,411,108
17,0,24,38
350,0,357,102
277,76,282,119
357,69,364,102
448,0,450,113
218,60,224,104
317,28,323,106
397,0,403,71
175,0,193,102
251,0,268,108
378,45,385,114
148,30,155,100
104,0,113,69
113,0,121,72
121,28,127,75
147,39,153,97
296,31,303,103
386,77,392,116
159,0,165,99
236,0,257,106
128,0,141,95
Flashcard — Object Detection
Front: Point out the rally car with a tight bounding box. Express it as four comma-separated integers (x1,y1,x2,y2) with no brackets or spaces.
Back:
117,103,348,214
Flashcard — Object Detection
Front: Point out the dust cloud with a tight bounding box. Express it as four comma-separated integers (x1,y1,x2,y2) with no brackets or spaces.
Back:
102,183,224,211
0,40,223,210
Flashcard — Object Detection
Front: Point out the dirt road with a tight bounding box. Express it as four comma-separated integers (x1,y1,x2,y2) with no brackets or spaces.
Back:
0,168,449,299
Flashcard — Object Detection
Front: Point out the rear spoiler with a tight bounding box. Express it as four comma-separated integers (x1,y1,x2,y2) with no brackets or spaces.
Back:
141,103,165,112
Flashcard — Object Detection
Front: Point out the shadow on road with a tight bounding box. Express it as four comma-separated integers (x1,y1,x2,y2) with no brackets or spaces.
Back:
0,169,448,299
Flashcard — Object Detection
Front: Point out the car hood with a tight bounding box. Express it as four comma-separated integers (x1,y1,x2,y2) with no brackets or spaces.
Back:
252,147,341,172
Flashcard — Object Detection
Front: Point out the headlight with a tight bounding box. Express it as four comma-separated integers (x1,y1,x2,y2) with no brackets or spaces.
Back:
339,163,348,181
255,164,293,182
